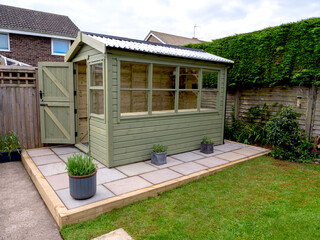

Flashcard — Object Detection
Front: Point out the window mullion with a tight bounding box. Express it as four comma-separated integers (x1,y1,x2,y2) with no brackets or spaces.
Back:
148,63,153,115
175,66,179,113
198,69,202,111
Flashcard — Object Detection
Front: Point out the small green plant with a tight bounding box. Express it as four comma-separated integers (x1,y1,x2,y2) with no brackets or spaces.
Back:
0,131,21,159
202,136,213,144
65,153,97,176
152,144,168,153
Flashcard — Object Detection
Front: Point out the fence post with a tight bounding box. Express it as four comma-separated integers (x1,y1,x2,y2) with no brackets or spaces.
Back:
234,89,240,119
305,84,317,139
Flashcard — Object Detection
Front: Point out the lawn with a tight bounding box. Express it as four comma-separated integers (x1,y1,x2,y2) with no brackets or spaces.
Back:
61,156,320,240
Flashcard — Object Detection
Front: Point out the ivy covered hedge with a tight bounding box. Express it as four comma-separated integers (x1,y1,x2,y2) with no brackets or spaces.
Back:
187,18,320,89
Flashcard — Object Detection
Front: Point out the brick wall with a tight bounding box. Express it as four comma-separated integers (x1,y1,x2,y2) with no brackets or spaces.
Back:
0,33,66,66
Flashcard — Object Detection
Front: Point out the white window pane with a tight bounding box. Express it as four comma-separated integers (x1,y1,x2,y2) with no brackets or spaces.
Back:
52,39,69,54
0,33,9,50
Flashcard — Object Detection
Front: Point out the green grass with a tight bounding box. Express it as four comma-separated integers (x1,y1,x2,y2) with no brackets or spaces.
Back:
61,156,320,240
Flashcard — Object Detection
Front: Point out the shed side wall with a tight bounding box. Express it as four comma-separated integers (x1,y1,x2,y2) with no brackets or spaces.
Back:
108,52,227,167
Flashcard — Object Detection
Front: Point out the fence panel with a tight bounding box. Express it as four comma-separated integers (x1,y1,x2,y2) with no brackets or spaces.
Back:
0,66,42,149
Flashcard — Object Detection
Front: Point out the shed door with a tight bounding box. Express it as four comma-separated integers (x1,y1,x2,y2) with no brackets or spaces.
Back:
38,62,75,144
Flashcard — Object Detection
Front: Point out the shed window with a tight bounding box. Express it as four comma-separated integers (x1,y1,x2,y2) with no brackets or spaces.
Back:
120,61,220,117
120,62,149,116
89,63,104,116
201,69,219,111
52,39,70,55
0,33,9,51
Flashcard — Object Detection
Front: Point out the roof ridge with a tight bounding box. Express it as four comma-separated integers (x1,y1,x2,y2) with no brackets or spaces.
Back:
0,4,70,18
82,31,205,53
151,30,201,40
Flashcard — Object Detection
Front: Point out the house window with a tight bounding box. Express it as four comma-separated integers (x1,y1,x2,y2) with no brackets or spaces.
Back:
51,39,70,55
89,63,104,116
120,61,219,117
0,33,9,51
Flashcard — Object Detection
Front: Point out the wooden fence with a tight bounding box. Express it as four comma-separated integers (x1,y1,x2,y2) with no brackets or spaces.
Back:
226,85,319,138
0,66,42,149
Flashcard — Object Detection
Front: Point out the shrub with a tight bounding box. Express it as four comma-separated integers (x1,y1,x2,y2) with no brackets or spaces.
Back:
65,153,97,176
225,104,271,145
202,136,213,144
152,144,168,153
265,105,315,162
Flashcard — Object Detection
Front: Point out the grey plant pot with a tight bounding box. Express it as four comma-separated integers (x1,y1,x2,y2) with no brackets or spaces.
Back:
151,151,167,165
69,170,97,200
200,142,214,154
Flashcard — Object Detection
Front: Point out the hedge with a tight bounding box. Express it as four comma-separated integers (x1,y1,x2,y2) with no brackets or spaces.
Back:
187,18,320,89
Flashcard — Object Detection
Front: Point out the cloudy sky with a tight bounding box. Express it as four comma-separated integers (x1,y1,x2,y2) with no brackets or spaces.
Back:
2,0,320,41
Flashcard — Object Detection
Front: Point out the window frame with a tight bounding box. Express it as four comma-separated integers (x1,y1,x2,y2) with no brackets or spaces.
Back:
118,58,221,120
51,38,71,56
88,60,105,120
0,32,10,51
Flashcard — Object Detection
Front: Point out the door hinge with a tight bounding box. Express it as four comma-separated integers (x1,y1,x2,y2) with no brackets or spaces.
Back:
75,132,78,137
74,109,77,114
74,90,77,96
73,69,76,74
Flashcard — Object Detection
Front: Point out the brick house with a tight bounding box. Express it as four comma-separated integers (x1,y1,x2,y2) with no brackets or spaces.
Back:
144,30,204,46
0,4,79,66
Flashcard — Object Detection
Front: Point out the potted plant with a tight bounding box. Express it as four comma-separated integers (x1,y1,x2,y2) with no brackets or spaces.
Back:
200,136,214,154
0,131,22,163
65,153,98,200
151,144,168,165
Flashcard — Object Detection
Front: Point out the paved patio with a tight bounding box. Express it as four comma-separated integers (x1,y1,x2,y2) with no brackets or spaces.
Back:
26,141,268,211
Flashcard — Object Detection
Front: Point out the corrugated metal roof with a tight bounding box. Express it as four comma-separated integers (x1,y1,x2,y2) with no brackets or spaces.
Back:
83,32,233,64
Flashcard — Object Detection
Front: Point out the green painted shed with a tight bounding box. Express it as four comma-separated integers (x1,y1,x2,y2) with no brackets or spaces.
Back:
38,32,233,167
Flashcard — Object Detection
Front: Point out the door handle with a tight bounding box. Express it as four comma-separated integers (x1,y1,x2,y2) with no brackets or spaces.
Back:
40,103,48,107
39,90,44,100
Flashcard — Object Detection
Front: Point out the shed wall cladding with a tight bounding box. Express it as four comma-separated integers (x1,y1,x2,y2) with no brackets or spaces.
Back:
108,52,227,167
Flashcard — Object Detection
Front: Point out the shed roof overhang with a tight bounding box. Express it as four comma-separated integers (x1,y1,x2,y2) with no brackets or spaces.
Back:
65,32,234,66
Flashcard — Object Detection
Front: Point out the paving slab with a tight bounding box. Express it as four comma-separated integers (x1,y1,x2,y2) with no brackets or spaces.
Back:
38,162,67,176
248,146,268,153
0,162,61,240
97,168,127,185
104,176,152,195
195,157,229,168
214,144,244,152
146,157,183,169
46,172,69,191
93,228,133,240
116,162,158,176
140,168,182,184
232,147,263,156
171,152,204,162
51,146,80,155
215,152,246,161
192,149,224,157
27,148,54,157
170,162,208,175
32,154,62,166
56,185,114,209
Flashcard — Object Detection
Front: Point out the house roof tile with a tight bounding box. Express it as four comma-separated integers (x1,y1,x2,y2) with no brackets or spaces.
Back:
145,30,205,46
0,4,79,38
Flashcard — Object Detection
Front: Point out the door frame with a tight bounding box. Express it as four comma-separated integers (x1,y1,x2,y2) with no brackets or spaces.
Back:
74,60,89,153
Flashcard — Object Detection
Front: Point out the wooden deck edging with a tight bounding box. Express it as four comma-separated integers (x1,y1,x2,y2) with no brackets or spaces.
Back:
21,147,270,228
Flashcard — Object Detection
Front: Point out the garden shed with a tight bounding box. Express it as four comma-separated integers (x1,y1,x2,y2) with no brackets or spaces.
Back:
38,32,233,167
